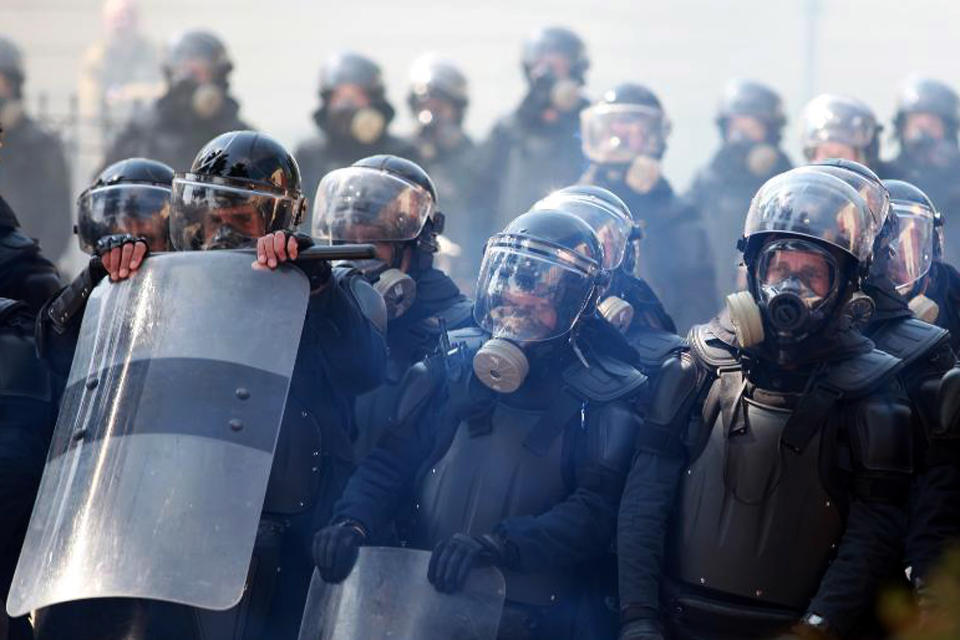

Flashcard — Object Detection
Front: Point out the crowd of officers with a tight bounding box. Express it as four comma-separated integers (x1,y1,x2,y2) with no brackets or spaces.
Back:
1,13,960,640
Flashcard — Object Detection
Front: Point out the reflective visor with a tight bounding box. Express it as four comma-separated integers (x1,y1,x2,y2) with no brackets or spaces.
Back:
77,184,172,253
745,170,876,262
887,202,936,295
312,167,434,243
533,193,633,269
474,236,595,343
580,103,669,164
170,177,301,251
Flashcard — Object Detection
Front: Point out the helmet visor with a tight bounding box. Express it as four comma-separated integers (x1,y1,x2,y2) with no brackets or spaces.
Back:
580,104,669,163
474,238,593,343
313,167,434,243
887,202,936,295
533,193,632,269
745,170,876,262
170,177,300,251
802,97,876,151
801,166,890,230
77,184,171,253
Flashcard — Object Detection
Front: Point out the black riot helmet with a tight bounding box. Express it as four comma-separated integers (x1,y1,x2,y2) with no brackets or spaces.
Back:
882,179,943,298
170,130,305,251
77,158,174,254
522,26,589,83
313,154,441,255
0,36,24,97
314,51,394,144
801,94,881,165
736,169,875,347
533,185,635,270
475,208,604,344
581,83,671,162
407,53,468,113
716,79,786,144
894,76,960,143
163,30,233,85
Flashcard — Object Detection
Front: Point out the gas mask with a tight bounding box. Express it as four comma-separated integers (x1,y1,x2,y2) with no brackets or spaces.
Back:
416,108,463,151
205,225,255,251
0,97,24,129
909,295,940,323
597,295,634,332
328,106,386,145
727,239,843,349
473,338,529,394
624,156,661,194
351,258,416,320
525,71,581,115
191,82,225,119
902,131,960,167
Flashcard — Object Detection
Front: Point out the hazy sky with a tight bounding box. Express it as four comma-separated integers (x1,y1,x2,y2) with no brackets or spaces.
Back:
4,0,960,188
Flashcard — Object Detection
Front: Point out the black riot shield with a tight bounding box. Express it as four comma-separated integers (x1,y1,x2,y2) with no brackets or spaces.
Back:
298,547,506,640
7,250,310,617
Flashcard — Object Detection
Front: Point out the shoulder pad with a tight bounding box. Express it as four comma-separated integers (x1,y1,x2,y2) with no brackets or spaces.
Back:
688,323,739,370
824,349,902,397
938,367,960,440
563,351,647,403
851,396,914,499
627,328,686,369
393,359,444,426
340,269,388,336
869,318,951,370
645,350,700,428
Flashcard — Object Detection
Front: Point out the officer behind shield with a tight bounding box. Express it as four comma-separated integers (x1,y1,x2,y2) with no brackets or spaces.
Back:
472,27,590,240
312,154,473,459
314,208,669,639
686,79,793,295
618,168,914,640
34,131,387,640
295,51,419,230
579,83,718,333
102,29,251,171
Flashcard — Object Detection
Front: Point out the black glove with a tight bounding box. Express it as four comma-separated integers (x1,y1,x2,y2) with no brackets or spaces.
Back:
94,232,148,258
312,520,366,583
618,619,665,640
283,231,332,290
427,533,505,594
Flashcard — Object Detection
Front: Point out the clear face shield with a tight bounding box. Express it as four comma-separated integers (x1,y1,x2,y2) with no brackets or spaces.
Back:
76,184,172,253
887,202,936,297
580,103,669,164
801,97,877,161
169,176,304,251
472,235,599,392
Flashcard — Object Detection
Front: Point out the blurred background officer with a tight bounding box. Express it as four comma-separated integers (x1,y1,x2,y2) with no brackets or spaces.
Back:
77,0,161,144
295,51,417,230
404,53,480,292
580,83,718,333
686,79,792,295
800,93,885,171
885,77,960,264
0,36,72,266
473,26,589,239
102,29,249,171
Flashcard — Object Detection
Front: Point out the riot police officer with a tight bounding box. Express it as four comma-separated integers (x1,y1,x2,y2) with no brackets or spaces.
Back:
34,131,387,640
0,192,61,313
801,93,885,172
580,83,718,333
314,208,659,639
312,154,473,458
687,79,793,295
473,26,589,240
295,51,418,228
618,168,913,640
884,77,960,264
0,36,73,265
405,53,481,291
102,30,250,171
0,299,61,640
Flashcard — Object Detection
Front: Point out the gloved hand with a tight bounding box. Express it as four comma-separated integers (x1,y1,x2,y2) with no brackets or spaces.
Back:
253,230,330,290
311,520,366,583
427,532,505,594
618,618,665,640
95,233,149,282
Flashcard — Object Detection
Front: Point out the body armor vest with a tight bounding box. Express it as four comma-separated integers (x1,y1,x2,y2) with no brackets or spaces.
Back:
413,401,575,607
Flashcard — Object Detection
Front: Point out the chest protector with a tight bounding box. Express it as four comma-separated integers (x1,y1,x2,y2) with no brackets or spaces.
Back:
671,326,901,611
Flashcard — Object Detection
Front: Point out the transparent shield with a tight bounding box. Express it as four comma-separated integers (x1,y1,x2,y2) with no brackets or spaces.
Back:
297,547,505,640
7,251,309,617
